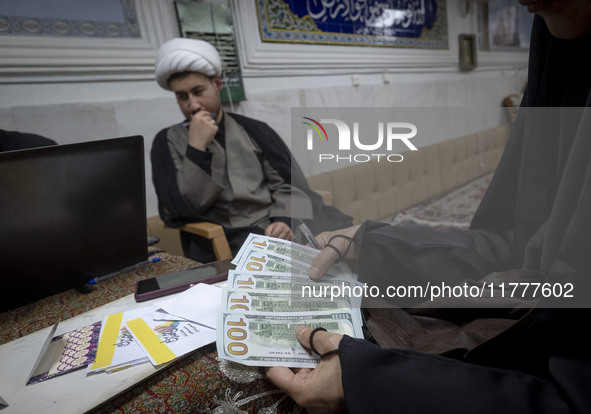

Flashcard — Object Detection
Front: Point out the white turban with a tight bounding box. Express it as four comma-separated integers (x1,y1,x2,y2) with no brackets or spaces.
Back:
154,38,222,91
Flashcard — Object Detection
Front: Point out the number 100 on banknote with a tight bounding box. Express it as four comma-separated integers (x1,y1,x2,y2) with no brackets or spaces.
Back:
218,311,361,368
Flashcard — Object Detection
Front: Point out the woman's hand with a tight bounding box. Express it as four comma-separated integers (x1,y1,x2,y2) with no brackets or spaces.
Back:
309,225,361,280
266,326,345,412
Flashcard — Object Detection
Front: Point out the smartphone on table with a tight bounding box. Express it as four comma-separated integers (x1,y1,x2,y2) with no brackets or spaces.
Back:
134,259,235,302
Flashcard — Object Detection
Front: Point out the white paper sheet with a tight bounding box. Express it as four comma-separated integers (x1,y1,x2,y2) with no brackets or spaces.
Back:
155,283,221,329
125,310,216,366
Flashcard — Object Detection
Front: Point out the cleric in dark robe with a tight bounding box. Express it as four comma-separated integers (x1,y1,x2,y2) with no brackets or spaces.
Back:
151,38,352,263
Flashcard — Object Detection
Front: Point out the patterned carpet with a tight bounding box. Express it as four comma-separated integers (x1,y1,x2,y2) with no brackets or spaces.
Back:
92,350,301,413
0,248,301,413
0,249,194,345
388,172,493,229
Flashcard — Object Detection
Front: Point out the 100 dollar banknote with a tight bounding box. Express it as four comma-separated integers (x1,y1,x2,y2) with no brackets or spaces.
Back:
221,287,359,313
234,247,309,274
226,271,363,307
216,310,363,368
233,238,354,279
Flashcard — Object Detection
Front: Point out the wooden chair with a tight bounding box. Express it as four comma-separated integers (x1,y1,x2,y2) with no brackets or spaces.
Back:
147,216,232,260
171,190,333,261
180,222,232,260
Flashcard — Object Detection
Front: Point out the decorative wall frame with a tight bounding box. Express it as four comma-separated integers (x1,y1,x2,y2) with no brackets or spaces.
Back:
0,0,179,84
257,0,448,49
458,33,476,71
477,0,533,52
0,0,139,38
175,0,245,102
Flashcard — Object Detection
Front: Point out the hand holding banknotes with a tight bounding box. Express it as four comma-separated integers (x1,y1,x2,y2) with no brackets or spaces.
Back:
308,225,361,281
266,325,345,413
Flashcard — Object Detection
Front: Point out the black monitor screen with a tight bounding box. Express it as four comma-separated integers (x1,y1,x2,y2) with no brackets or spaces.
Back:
0,136,148,311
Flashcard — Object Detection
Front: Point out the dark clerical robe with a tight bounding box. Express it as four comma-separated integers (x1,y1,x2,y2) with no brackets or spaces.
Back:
152,112,352,262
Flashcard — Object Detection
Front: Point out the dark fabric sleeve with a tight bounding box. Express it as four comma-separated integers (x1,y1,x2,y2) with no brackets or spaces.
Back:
151,127,198,228
339,336,572,414
353,221,513,303
185,145,213,176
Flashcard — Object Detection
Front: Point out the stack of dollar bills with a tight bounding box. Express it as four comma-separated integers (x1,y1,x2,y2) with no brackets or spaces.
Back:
216,234,365,368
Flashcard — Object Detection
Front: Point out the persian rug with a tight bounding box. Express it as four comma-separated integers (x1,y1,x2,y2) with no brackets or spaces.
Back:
387,172,494,229
90,349,302,413
0,249,195,345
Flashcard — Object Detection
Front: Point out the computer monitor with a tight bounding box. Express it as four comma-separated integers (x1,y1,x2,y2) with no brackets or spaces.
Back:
0,136,148,311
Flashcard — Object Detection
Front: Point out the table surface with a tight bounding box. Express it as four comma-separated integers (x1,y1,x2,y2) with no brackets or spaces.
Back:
0,253,299,413
0,291,191,414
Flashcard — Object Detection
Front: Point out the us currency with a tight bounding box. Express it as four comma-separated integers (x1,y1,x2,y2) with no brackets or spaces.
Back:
232,233,270,265
232,233,319,263
233,235,354,279
233,233,353,277
232,233,296,266
221,287,359,313
226,271,363,307
224,271,363,326
234,247,309,274
217,310,363,368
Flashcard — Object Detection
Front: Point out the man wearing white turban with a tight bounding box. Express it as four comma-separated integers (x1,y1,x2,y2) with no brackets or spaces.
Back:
154,38,222,89
150,38,352,262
